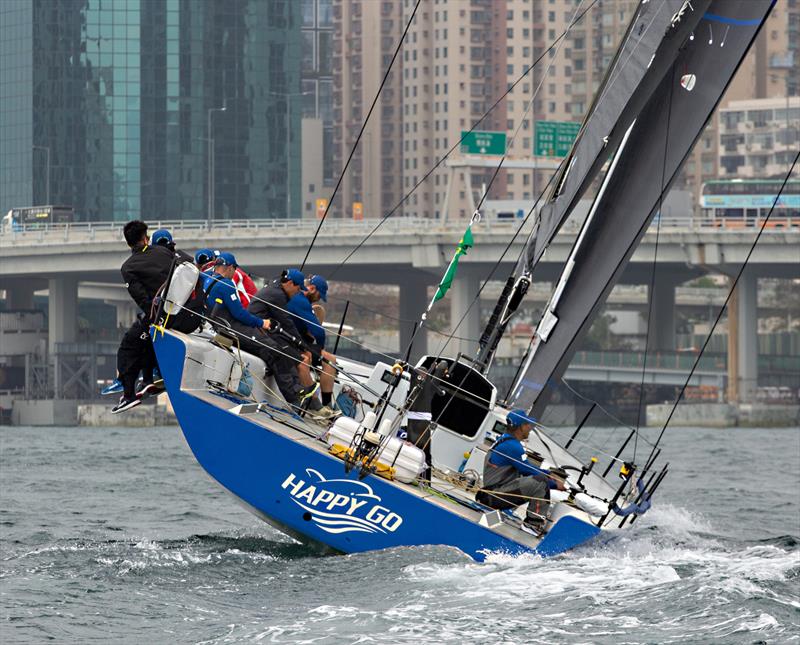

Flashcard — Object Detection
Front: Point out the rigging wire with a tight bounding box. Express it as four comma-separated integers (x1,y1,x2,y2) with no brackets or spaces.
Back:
641,149,800,471
300,0,421,271
179,275,501,409
633,62,678,462
400,0,670,368
374,0,588,363
328,0,600,279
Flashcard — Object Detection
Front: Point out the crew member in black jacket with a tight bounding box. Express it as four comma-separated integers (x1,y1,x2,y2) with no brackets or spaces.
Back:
247,271,307,407
112,220,174,413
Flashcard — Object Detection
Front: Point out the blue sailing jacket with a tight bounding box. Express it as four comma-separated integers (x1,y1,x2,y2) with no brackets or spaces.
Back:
488,433,556,488
205,276,263,328
287,293,325,346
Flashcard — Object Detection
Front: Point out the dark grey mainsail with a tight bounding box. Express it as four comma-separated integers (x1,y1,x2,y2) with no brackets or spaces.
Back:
524,0,711,272
510,0,775,415
477,0,711,369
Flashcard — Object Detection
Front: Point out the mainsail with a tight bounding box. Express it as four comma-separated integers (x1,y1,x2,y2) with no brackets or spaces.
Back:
477,0,711,368
511,0,775,415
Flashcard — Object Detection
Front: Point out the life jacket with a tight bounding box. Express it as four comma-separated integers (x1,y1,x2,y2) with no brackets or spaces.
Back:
233,268,257,307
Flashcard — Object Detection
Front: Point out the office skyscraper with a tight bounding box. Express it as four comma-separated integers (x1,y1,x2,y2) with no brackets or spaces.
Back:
1,0,302,222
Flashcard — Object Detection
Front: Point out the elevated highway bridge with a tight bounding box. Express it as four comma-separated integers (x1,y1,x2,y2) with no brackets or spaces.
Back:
1,216,797,400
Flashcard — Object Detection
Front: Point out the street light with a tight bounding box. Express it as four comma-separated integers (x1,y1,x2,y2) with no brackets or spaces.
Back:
207,105,227,228
32,145,50,205
270,91,311,218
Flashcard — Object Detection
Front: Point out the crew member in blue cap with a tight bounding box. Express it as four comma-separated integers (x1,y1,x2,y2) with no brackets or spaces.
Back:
304,274,328,322
194,248,215,268
205,253,268,331
151,228,173,249
477,409,565,531
302,273,337,412
204,253,284,382
151,228,193,263
246,269,309,405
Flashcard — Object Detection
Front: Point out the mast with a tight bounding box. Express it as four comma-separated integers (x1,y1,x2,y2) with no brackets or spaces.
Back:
476,0,711,371
510,1,775,416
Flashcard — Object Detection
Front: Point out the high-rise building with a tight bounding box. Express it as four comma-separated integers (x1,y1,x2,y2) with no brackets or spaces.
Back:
299,0,335,219
0,0,302,222
398,0,635,220
717,96,800,178
330,0,403,220
679,4,799,203
328,1,795,223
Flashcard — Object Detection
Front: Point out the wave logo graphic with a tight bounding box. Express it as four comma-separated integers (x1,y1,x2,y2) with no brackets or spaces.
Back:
281,469,404,535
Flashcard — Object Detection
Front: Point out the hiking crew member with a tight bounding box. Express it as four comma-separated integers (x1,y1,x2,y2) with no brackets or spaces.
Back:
197,248,256,307
205,253,270,334
113,220,175,413
302,274,337,410
406,360,449,482
305,274,328,324
478,409,565,530
247,269,309,407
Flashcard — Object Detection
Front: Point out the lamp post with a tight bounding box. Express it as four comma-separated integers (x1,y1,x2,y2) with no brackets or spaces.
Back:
270,91,311,218
32,145,50,205
207,105,227,228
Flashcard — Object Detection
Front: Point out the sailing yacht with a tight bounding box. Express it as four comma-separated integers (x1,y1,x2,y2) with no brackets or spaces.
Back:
151,0,774,561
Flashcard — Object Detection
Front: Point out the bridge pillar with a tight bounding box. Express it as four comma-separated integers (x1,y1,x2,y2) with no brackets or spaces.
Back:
48,277,78,354
737,269,758,403
651,275,680,351
449,272,481,359
399,279,428,360
6,283,35,310
111,301,138,328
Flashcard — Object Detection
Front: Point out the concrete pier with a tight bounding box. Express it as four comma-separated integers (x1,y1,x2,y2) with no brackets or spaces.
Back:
449,272,482,358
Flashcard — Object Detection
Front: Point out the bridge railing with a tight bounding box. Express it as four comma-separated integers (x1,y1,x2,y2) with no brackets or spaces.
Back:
3,214,796,245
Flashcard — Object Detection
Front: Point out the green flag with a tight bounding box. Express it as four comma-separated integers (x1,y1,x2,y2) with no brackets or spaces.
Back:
431,225,474,306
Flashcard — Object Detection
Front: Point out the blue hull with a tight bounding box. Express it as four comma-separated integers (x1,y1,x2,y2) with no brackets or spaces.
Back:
154,330,600,561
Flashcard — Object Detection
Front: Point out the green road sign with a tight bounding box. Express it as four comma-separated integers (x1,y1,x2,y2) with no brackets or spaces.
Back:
534,121,581,157
460,130,506,156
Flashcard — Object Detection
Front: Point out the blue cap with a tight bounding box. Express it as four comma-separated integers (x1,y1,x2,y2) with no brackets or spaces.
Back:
152,229,173,246
307,274,328,301
507,409,536,427
283,268,307,290
195,248,214,265
215,251,238,267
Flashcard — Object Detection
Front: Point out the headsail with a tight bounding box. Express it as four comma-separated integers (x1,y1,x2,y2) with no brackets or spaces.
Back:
511,0,775,415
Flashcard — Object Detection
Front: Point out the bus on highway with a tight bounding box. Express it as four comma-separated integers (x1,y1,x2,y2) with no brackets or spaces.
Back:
700,179,799,227
1,205,74,232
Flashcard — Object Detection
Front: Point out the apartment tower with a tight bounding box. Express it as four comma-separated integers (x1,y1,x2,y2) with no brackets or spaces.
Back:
331,0,404,219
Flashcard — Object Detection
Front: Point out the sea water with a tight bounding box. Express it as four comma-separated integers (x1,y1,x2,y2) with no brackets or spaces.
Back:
1,425,798,644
